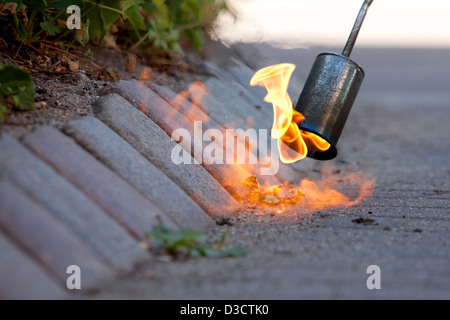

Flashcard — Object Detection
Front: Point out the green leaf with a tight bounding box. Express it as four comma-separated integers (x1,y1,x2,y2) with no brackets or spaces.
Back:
200,244,247,258
185,28,204,51
74,34,84,46
152,0,169,26
141,1,157,14
85,6,102,39
84,48,94,60
0,104,7,117
28,0,49,15
122,1,144,30
51,0,84,9
0,65,36,111
219,230,227,247
122,0,143,11
213,246,247,258
39,21,62,36
99,0,121,25
171,42,184,56
152,223,205,252
85,0,121,39
165,0,183,24
14,18,29,42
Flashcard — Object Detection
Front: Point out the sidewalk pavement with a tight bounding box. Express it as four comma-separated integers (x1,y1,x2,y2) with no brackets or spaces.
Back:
0,43,448,299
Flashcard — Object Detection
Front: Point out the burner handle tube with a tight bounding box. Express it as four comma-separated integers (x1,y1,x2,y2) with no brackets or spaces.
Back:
342,0,374,57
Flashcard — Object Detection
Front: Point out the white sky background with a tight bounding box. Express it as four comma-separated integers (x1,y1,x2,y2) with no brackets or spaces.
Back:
216,0,450,48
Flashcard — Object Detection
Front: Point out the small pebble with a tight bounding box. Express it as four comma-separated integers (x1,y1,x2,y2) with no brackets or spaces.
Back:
71,72,91,82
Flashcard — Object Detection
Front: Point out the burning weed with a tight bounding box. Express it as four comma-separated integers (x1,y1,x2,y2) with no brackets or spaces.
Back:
230,163,376,224
241,176,305,207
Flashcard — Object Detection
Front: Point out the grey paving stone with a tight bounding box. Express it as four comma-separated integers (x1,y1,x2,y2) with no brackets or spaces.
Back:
165,78,272,168
204,54,314,179
199,39,235,68
102,80,280,190
102,80,304,188
0,182,115,289
202,77,274,133
224,58,270,105
93,94,239,219
173,79,270,160
0,232,66,300
205,76,321,181
101,80,195,142
145,81,267,156
230,42,271,70
200,78,288,185
0,133,149,272
102,80,204,164
146,82,304,185
64,116,213,230
180,80,248,130
200,65,313,179
146,81,221,130
23,126,174,240
193,61,275,115
103,80,310,187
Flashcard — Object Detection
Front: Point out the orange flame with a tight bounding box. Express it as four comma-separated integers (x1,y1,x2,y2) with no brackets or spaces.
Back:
250,64,330,163
235,163,376,223
143,75,374,223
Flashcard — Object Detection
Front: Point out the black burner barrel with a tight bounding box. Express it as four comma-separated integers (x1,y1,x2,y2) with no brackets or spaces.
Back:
294,0,373,160
294,53,364,160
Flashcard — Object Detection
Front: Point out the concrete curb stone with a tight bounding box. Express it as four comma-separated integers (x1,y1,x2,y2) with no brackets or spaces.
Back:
0,182,115,289
64,116,213,230
23,126,174,240
0,232,66,300
93,94,239,220
0,133,149,272
101,80,280,191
